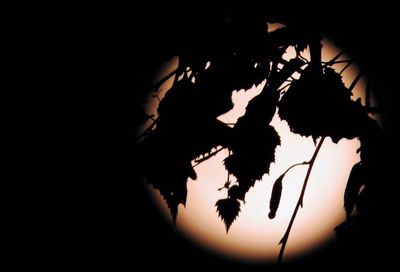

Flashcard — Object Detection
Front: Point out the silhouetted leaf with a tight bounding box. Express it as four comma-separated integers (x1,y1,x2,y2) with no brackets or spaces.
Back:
278,66,367,143
216,198,241,232
228,185,240,199
138,99,232,222
344,161,365,219
224,124,280,201
269,174,284,219
239,79,280,125
132,8,393,267
139,148,195,223
220,69,284,201
157,78,198,118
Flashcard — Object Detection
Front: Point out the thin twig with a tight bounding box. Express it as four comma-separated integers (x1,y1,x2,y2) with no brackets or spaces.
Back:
285,78,293,83
153,68,178,91
324,50,344,66
298,54,309,64
276,67,296,81
278,137,325,265
146,114,156,121
278,83,292,93
348,72,363,92
339,60,354,75
288,74,296,81
365,78,372,110
278,58,304,76
153,93,161,102
282,161,309,176
326,59,352,65
135,116,160,143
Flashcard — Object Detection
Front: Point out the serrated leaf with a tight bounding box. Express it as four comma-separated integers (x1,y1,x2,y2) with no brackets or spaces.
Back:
344,161,365,219
224,124,280,201
145,160,192,223
269,174,284,219
240,82,280,125
216,198,241,232
278,65,367,143
164,183,188,223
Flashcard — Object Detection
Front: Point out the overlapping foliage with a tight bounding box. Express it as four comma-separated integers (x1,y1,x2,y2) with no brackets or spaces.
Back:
135,10,386,264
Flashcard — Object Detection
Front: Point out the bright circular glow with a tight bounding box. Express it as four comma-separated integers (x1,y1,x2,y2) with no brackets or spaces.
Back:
141,37,379,263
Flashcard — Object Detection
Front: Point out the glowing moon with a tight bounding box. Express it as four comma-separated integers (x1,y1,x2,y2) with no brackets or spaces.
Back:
140,37,379,263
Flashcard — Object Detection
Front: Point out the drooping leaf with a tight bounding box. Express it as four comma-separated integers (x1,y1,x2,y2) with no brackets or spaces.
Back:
269,174,284,219
344,161,365,219
278,66,367,143
224,124,280,201
239,79,280,125
138,86,233,222
138,121,231,222
139,160,191,223
216,198,241,232
163,179,188,223
225,125,280,179
157,78,198,117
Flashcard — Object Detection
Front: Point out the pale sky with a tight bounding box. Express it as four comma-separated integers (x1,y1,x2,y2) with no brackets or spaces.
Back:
143,35,378,263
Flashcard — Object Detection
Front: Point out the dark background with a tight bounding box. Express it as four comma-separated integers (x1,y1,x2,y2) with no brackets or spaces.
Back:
47,3,398,271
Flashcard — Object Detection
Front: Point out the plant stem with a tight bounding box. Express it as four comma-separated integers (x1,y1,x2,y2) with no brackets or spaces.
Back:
348,71,363,92
277,137,325,264
326,59,352,65
324,50,344,66
365,78,372,110
282,161,309,176
135,116,160,143
153,68,178,91
338,60,354,75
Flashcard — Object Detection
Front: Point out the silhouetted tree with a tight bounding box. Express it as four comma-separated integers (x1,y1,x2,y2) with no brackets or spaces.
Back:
134,6,392,267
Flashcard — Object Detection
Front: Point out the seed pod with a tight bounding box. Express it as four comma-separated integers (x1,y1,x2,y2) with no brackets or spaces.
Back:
269,174,284,219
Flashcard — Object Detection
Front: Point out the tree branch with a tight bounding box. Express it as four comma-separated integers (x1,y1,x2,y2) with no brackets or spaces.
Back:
324,50,344,66
278,137,325,264
153,68,178,91
348,71,363,92
135,116,160,143
339,60,354,75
